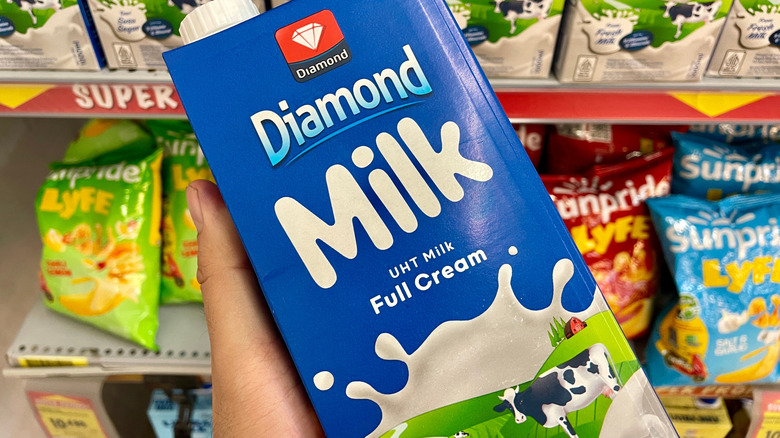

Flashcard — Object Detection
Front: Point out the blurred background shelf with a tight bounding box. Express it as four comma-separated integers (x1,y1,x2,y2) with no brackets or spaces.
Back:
4,300,210,379
2,70,780,122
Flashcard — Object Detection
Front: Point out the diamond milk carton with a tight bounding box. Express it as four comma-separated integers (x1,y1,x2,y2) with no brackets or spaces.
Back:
164,0,676,436
555,0,733,82
707,0,780,77
0,0,103,70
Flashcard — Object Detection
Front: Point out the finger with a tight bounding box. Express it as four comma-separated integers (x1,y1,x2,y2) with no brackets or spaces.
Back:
185,180,276,354
187,179,323,437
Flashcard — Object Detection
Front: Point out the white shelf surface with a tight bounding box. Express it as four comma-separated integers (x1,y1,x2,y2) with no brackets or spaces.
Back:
0,69,173,84
4,300,211,378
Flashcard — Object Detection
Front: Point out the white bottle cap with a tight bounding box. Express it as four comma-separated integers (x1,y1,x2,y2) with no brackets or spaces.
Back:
180,0,260,44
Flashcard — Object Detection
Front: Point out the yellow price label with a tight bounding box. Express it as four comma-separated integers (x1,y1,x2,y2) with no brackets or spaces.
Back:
28,392,107,438
18,356,89,367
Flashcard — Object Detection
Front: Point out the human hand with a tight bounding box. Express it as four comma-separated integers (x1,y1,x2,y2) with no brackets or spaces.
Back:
186,180,324,437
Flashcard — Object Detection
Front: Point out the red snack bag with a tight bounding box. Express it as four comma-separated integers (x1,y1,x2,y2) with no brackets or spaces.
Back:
547,124,679,174
541,148,673,338
512,123,545,168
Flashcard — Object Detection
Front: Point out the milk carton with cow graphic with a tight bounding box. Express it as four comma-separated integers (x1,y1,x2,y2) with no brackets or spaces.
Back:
707,0,780,77
164,0,676,436
446,0,565,78
555,0,733,81
83,0,264,69
0,0,104,69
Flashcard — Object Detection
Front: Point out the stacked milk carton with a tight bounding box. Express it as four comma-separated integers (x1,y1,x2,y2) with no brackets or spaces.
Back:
554,0,733,82
445,0,566,78
707,0,780,77
0,0,104,69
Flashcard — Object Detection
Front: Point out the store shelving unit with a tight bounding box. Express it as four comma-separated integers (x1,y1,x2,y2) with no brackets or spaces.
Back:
2,69,780,122
4,300,210,378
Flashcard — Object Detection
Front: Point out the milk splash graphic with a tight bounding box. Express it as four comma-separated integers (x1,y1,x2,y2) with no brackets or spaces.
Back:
343,253,603,437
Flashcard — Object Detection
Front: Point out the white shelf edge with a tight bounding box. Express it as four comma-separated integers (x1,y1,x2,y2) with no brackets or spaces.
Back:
489,76,780,91
0,69,173,84
5,299,211,378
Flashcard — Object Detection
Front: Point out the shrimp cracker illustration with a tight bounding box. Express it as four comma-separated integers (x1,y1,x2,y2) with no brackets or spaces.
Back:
647,193,780,386
36,148,162,349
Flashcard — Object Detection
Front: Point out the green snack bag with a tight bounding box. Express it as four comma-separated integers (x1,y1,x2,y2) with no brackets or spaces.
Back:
64,120,156,165
36,149,163,350
146,120,212,304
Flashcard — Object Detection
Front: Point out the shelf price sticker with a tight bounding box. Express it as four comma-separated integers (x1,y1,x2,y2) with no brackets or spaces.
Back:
748,389,780,438
27,392,107,438
18,356,89,367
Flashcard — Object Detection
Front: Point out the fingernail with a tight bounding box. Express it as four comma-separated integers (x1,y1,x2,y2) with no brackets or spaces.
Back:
186,185,204,232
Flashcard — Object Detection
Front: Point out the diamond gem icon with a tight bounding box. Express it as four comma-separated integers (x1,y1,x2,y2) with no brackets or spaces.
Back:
292,22,323,50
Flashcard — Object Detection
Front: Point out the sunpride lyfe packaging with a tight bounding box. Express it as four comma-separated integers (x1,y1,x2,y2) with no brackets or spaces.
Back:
513,123,546,168
446,0,565,78
689,123,780,144
671,132,780,201
547,124,677,174
36,149,163,350
146,119,211,304
707,0,780,77
542,149,673,339
646,193,780,386
164,0,675,436
554,0,732,82
0,0,103,70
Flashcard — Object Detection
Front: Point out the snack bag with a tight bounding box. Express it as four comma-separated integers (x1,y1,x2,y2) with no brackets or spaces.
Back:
542,148,673,338
36,149,163,349
671,132,780,201
63,120,156,165
146,120,212,304
646,193,780,386
688,124,780,144
547,124,678,174
513,123,545,168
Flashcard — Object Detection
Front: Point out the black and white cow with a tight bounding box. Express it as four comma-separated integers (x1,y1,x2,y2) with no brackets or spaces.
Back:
494,343,621,438
492,0,552,33
453,432,470,438
7,0,60,25
168,0,209,14
662,0,722,38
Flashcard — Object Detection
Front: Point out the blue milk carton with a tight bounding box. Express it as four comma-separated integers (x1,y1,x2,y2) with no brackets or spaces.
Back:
164,0,676,436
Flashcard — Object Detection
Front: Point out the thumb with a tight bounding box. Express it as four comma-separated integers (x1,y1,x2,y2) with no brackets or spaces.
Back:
185,180,277,354
186,180,323,437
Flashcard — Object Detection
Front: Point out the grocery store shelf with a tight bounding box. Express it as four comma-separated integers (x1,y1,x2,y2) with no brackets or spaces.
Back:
2,69,780,122
0,69,184,119
491,77,780,124
4,300,210,378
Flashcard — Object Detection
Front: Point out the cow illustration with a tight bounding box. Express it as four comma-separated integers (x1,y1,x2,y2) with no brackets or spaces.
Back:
7,0,61,25
453,432,470,438
662,0,722,38
492,0,553,33
168,0,209,13
494,343,621,438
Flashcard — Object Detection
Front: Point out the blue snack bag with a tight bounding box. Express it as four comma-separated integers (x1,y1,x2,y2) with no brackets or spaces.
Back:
163,0,676,436
646,193,780,387
671,132,780,200
687,124,780,144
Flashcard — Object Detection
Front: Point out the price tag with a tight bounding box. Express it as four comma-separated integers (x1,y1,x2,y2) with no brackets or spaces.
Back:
28,392,107,438
18,356,89,367
749,390,780,438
